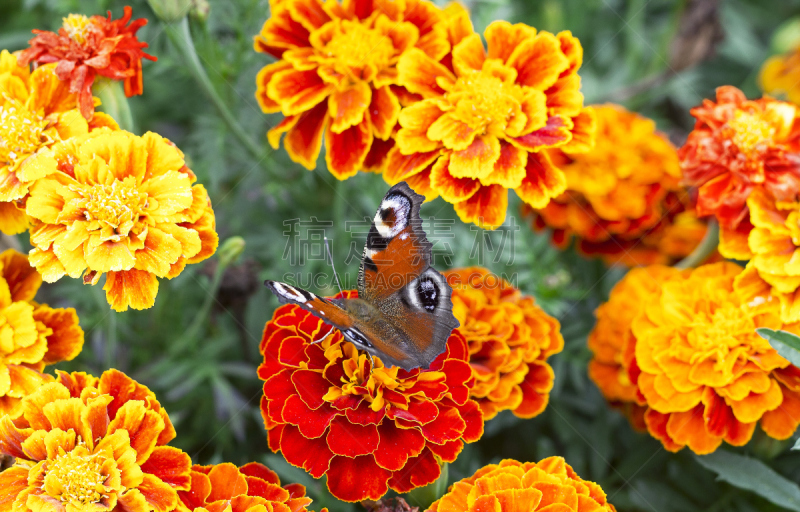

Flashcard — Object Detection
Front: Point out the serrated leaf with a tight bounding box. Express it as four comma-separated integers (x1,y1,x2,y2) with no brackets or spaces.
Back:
756,328,800,367
695,451,800,511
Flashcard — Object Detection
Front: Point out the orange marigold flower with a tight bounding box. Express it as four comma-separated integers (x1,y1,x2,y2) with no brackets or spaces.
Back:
588,266,685,431
527,104,709,266
176,461,314,512
0,369,191,511
22,129,219,311
0,50,118,235
18,7,156,120
254,0,449,179
760,45,800,105
679,86,800,235
258,291,483,503
383,6,595,229
444,267,562,420
0,248,84,419
429,457,616,512
593,262,800,454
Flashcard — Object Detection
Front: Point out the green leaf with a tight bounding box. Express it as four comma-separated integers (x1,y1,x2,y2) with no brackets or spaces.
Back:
695,451,800,511
793,438,800,451
756,328,800,367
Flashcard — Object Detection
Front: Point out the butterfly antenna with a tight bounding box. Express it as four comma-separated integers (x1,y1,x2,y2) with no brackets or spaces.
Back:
324,235,344,295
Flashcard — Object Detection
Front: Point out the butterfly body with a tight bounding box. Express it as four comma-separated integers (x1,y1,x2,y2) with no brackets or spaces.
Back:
264,182,459,370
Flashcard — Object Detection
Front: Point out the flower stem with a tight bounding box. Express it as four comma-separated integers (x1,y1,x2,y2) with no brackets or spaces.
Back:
164,17,267,163
95,78,135,132
674,219,719,269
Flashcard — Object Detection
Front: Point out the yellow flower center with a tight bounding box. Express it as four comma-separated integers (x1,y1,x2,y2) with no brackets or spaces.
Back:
0,104,49,166
73,178,148,238
685,303,756,375
726,110,776,158
46,448,108,506
62,14,93,45
322,21,395,73
446,69,525,137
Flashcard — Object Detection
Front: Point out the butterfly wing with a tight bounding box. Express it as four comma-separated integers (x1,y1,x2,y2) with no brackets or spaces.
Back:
264,280,356,333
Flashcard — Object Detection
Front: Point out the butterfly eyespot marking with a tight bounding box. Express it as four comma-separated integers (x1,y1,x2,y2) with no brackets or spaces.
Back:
373,192,411,239
344,328,373,349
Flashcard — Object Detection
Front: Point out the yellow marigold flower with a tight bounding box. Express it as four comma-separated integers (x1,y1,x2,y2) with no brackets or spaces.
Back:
0,369,191,511
384,5,595,229
599,262,800,454
0,50,117,235
254,0,450,179
588,266,685,430
429,457,616,512
444,267,563,420
0,248,84,418
760,45,800,105
528,104,708,266
22,129,218,311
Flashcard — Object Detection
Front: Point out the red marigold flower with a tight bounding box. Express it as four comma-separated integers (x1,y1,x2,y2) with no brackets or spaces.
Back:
527,104,711,266
444,267,563,420
679,86,800,234
254,0,449,179
176,461,314,512
429,457,617,512
18,6,157,120
383,4,595,228
258,291,484,502
0,369,191,511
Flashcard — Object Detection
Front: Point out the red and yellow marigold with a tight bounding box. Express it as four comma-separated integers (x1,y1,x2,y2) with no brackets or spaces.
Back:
383,6,595,229
0,50,117,234
254,0,450,179
176,462,314,512
590,262,800,454
18,7,156,119
429,457,616,512
444,267,562,420
680,86,800,254
0,369,191,511
529,104,708,266
22,129,218,311
760,45,800,105
258,290,483,502
0,248,84,419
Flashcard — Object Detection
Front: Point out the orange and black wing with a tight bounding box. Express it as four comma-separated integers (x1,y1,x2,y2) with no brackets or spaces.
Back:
264,280,356,332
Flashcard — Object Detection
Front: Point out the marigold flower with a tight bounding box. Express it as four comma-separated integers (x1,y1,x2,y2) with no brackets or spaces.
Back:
591,262,800,454
18,6,156,120
0,50,117,235
254,0,449,179
429,457,616,512
176,462,314,512
679,86,800,237
383,7,595,229
0,369,191,511
444,267,562,420
760,45,800,105
528,104,708,266
0,248,84,419
258,291,483,502
22,129,218,311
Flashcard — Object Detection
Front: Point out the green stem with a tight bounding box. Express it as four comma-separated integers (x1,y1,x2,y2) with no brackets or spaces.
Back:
674,220,719,269
106,311,118,369
164,17,267,163
95,78,135,132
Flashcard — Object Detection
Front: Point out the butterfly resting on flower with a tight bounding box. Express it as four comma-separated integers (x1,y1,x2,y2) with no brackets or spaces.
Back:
265,182,459,370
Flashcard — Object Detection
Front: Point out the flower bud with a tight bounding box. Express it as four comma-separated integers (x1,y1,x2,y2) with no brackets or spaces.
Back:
217,236,246,269
147,0,192,23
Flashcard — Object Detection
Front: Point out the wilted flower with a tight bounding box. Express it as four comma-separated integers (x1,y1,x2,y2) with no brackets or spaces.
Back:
0,50,117,234
18,6,157,119
529,104,709,266
176,462,314,512
384,6,594,228
254,0,449,178
429,457,616,512
445,267,562,420
23,129,218,311
0,369,191,511
258,291,483,502
0,249,84,418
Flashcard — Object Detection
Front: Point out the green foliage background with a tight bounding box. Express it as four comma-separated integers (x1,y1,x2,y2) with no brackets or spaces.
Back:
2,0,800,510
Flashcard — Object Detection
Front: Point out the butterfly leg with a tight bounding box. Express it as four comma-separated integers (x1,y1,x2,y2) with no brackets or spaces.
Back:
366,351,376,370
311,326,336,344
